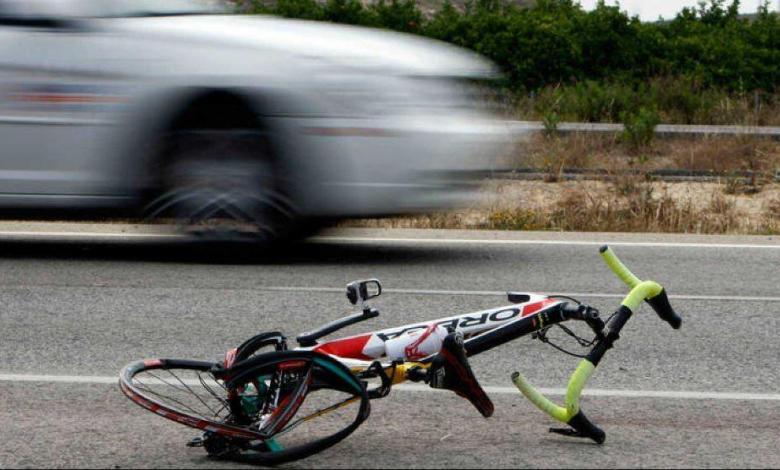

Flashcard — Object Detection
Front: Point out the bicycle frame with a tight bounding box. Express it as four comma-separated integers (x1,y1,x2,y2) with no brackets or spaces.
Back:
304,293,562,369
273,293,571,396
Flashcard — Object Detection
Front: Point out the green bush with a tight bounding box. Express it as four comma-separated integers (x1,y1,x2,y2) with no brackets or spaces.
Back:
372,0,423,33
621,107,661,150
541,110,561,136
242,0,780,122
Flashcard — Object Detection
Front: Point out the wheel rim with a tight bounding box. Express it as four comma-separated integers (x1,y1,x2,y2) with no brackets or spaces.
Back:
120,352,370,465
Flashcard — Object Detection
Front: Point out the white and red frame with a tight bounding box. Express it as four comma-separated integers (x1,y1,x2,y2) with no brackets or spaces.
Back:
306,293,562,366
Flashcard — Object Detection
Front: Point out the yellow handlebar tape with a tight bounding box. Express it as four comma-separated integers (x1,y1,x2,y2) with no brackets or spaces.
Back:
621,280,663,311
511,360,595,424
600,245,663,309
599,246,641,289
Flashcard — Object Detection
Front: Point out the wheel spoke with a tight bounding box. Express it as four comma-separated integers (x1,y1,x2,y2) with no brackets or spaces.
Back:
166,369,221,417
135,375,214,419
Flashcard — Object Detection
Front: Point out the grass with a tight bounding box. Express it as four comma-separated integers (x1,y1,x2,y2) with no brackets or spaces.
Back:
534,182,748,233
483,179,779,234
667,135,779,177
343,179,780,235
516,133,780,181
513,83,780,127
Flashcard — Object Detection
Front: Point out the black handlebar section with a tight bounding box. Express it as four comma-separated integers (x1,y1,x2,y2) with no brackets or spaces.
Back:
569,411,606,444
551,410,606,444
586,305,632,367
646,288,682,329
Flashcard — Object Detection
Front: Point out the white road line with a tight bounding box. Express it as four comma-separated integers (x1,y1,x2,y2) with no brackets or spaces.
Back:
0,374,118,384
0,230,778,250
312,236,780,250
0,230,182,239
261,286,780,303
396,384,780,401
2,373,778,401
4,283,776,303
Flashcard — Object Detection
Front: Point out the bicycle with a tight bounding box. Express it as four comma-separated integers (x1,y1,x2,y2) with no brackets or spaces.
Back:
119,246,682,465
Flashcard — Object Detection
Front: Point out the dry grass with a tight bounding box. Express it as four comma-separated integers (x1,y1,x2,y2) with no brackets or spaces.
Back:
521,133,620,181
344,180,780,235
766,193,780,219
510,133,780,187
349,212,481,230
540,182,750,233
666,135,780,175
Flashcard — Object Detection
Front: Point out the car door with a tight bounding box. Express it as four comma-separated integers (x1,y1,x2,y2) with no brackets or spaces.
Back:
0,1,133,206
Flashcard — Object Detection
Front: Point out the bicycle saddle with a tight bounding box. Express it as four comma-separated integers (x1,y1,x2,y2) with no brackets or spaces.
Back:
428,332,494,418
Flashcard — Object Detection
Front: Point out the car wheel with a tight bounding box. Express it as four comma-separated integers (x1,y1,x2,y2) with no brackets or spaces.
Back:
145,129,295,243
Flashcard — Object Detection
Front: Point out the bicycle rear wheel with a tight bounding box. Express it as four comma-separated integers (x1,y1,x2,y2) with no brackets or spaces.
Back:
119,351,370,465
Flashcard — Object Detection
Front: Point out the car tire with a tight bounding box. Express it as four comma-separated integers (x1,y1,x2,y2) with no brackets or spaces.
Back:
145,128,295,244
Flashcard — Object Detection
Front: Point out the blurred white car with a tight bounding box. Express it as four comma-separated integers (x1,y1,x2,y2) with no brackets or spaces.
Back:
0,0,506,240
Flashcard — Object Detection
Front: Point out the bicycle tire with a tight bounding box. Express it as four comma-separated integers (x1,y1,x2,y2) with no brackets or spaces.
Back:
120,351,370,465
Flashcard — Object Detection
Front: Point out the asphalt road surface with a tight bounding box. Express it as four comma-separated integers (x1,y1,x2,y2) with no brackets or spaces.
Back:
1,225,778,468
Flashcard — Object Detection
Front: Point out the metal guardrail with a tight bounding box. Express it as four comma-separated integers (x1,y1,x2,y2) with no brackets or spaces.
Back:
496,121,780,182
505,121,780,138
